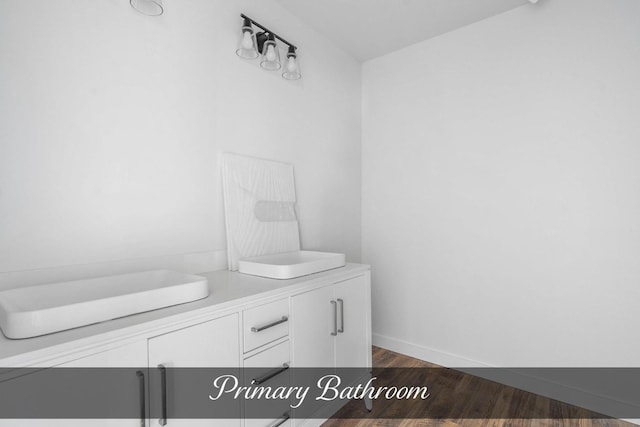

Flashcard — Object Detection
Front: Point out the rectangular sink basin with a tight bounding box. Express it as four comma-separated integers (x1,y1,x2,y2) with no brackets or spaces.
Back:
238,251,346,280
0,270,209,339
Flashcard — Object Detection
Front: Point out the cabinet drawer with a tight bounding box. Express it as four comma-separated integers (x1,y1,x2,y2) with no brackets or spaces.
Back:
244,341,291,427
244,340,290,368
243,299,289,353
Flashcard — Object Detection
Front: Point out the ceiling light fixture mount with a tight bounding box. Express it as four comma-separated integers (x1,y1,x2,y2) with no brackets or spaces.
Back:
236,14,301,80
130,0,164,16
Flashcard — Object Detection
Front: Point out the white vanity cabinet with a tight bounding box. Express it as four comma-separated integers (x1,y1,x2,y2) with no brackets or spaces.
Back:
0,264,371,427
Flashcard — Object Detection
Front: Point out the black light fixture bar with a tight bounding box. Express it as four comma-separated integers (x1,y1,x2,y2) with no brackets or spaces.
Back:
240,14,297,50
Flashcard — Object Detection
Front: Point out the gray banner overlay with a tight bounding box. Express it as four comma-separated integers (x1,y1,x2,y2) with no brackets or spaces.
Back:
0,368,638,419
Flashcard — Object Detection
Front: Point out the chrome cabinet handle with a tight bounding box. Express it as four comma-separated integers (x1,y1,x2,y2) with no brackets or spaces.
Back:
136,370,146,427
158,364,167,426
337,298,344,333
270,411,291,427
251,316,289,332
251,363,290,385
330,300,338,336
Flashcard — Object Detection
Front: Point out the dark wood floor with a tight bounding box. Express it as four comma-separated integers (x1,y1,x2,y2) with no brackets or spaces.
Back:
322,347,634,427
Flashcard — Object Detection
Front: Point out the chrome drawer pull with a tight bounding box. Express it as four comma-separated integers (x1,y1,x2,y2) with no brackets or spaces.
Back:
331,300,338,336
270,411,291,427
251,316,288,332
136,370,146,427
158,364,167,426
251,363,290,385
337,298,344,333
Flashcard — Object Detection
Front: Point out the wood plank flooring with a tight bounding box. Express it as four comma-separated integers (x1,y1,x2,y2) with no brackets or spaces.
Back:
321,347,635,427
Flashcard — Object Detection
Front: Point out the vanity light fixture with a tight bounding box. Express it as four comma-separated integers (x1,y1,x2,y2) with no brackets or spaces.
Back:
130,0,163,16
260,33,281,70
236,17,259,59
282,46,301,80
236,14,302,80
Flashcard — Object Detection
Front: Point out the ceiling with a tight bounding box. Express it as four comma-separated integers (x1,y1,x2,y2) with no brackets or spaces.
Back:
275,0,531,62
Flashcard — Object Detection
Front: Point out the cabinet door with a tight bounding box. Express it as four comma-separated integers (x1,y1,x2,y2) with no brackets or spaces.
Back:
0,340,148,427
147,313,241,427
334,275,371,369
290,286,335,368
290,285,335,422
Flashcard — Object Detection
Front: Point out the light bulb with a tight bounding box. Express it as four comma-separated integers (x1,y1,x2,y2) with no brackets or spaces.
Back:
266,45,276,62
241,31,253,49
287,57,297,72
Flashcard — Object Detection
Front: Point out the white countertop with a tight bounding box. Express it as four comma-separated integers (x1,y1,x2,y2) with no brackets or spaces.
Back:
0,264,369,367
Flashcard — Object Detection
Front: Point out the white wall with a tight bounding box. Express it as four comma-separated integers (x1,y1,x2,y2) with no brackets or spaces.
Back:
0,0,361,288
363,0,640,368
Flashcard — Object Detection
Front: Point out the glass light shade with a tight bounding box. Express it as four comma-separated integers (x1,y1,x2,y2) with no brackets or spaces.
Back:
260,38,281,71
130,0,163,16
282,54,301,80
236,27,258,59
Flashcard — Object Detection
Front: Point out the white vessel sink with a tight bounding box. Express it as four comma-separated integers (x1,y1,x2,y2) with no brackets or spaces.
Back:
0,270,209,339
238,250,346,279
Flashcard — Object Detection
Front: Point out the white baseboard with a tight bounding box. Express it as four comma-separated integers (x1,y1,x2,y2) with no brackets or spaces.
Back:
373,332,490,368
373,333,640,425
